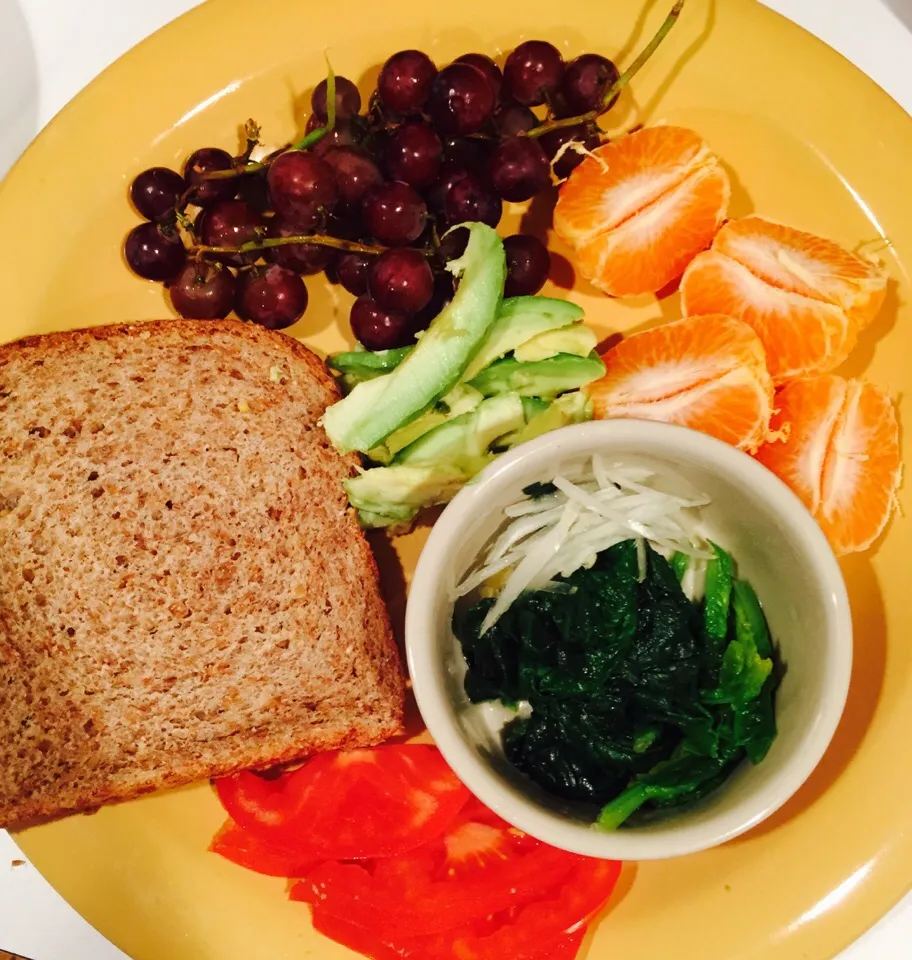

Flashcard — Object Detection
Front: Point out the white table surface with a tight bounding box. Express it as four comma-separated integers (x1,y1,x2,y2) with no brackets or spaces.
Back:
1,0,912,957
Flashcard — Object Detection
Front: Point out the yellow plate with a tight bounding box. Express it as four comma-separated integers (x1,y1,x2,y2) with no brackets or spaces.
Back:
1,0,910,957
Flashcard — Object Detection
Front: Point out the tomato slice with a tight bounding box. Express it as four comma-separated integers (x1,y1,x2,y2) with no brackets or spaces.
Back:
310,902,589,960
209,820,320,878
214,744,471,860
292,800,593,938
447,857,620,959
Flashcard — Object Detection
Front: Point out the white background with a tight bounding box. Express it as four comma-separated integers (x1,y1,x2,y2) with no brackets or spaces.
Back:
1,0,912,957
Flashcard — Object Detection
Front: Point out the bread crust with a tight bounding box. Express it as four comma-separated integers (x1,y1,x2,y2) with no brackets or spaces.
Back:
0,318,405,829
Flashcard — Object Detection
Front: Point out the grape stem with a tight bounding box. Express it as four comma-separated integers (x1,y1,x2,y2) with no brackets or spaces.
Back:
191,234,390,257
527,0,686,140
203,57,338,178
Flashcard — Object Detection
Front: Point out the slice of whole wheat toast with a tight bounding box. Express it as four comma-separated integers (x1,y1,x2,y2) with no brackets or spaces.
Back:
0,319,405,829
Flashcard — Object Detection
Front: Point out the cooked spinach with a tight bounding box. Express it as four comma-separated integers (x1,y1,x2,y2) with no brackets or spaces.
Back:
521,480,558,500
453,540,781,828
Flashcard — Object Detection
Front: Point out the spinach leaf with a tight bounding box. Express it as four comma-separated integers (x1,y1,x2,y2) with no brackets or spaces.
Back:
521,480,558,499
703,542,733,640
452,538,781,828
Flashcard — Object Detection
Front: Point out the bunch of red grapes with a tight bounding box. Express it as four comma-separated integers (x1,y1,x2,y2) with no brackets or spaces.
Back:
124,41,619,351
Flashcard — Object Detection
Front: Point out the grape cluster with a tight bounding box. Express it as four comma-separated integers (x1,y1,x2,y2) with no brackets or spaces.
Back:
124,41,620,349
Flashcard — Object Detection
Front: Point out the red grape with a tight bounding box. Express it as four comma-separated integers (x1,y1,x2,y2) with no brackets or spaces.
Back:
410,271,454,333
503,234,550,296
198,199,264,265
494,104,539,138
321,146,383,211
168,261,236,319
265,215,337,275
427,63,496,136
442,136,495,175
368,248,434,317
443,170,502,228
235,264,308,329
124,223,186,281
538,123,600,179
426,162,470,213
503,41,564,106
335,251,373,296
455,53,503,100
362,181,427,245
377,50,437,115
488,137,551,202
438,225,469,263
183,148,237,207
561,53,620,114
312,75,362,121
350,296,413,350
309,117,361,156
237,171,272,214
267,150,338,229
130,167,185,221
383,122,443,189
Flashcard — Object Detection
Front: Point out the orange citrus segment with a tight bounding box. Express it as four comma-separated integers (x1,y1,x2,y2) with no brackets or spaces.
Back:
713,216,888,327
755,375,901,555
553,126,730,297
588,313,774,453
680,249,856,383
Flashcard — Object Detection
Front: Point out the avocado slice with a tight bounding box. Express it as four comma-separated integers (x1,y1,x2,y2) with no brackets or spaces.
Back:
468,352,606,399
322,223,506,453
345,464,470,529
461,296,585,382
327,346,413,380
395,394,525,468
513,324,599,362
500,391,593,448
440,383,485,416
367,384,487,464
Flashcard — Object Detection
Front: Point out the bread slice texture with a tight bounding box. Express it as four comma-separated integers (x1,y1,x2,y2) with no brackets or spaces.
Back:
0,319,405,828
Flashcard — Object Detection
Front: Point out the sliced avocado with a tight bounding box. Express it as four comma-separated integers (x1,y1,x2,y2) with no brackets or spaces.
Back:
440,383,485,416
501,390,593,448
468,352,606,399
395,394,525,468
369,384,487,463
520,396,551,419
345,464,471,528
376,410,450,462
322,222,506,453
462,296,585,382
327,346,413,380
514,324,599,362
356,508,417,530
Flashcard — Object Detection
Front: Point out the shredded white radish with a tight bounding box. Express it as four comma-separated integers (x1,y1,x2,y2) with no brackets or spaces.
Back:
479,502,581,635
455,456,712,632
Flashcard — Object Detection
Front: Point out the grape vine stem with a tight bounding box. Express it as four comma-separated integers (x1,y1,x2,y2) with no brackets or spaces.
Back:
191,234,390,257
527,0,686,140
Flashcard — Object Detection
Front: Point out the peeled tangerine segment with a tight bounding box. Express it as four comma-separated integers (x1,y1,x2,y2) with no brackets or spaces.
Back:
588,313,774,453
755,375,901,555
681,249,855,383
680,216,889,383
713,216,888,326
553,126,730,297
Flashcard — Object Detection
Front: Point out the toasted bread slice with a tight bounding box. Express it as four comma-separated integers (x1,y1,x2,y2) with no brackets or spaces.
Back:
0,319,405,828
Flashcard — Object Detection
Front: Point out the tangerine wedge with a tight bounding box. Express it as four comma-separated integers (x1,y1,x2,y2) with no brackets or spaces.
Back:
680,216,889,383
553,126,730,297
755,375,901,555
588,313,774,453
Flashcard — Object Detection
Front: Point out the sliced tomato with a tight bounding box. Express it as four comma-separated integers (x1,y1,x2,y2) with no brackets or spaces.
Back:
292,800,592,938
214,744,471,860
209,819,319,878
447,857,620,959
310,901,589,960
